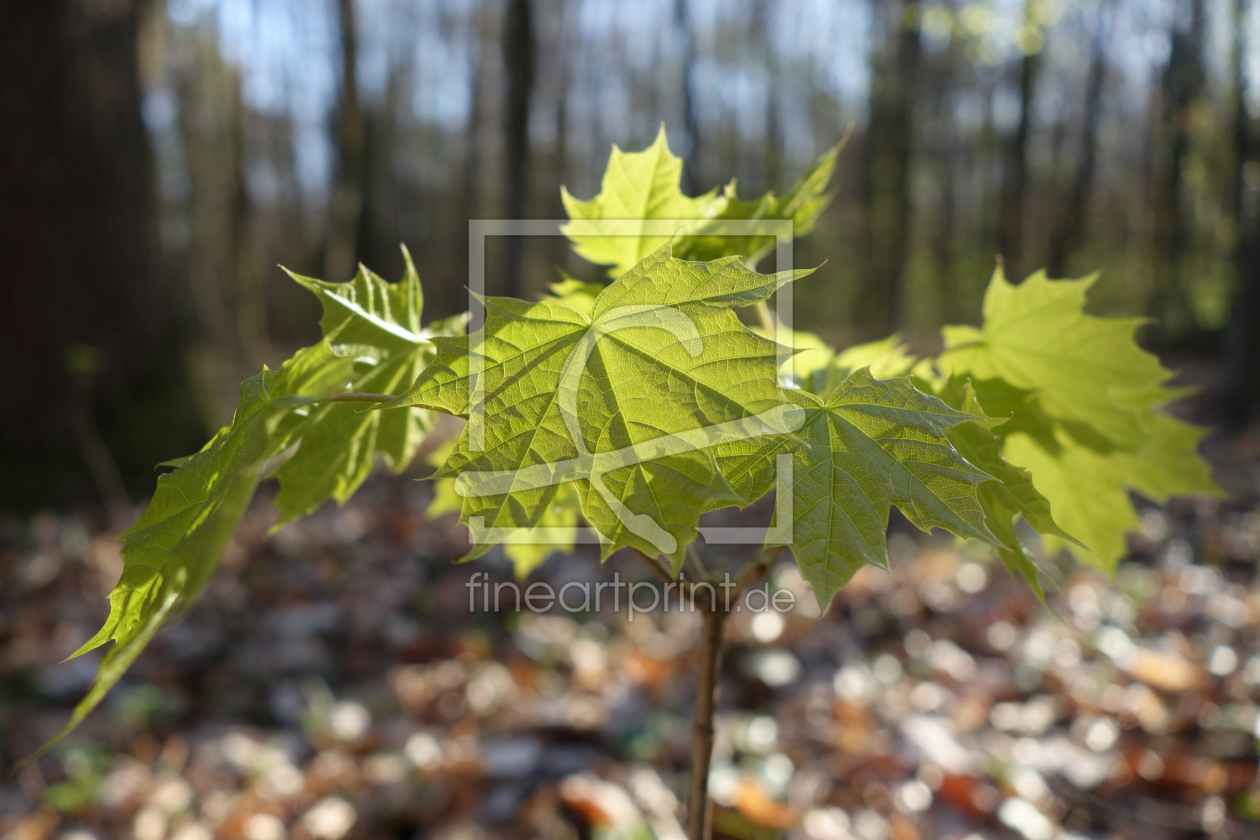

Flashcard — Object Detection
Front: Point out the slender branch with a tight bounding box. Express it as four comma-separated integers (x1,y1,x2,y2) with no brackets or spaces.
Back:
686,543,712,582
754,300,776,334
733,544,785,600
634,543,782,839
687,603,727,840
323,391,394,403
630,548,705,611
632,548,674,585
273,391,394,407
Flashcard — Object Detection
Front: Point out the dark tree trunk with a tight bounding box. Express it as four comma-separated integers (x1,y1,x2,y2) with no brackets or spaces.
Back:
324,0,365,285
924,18,961,322
675,0,700,195
357,72,403,282
0,0,196,507
756,0,782,196
1152,0,1205,338
550,0,574,276
861,0,921,335
1046,0,1111,278
435,3,487,320
231,80,265,370
501,0,536,299
997,9,1039,283
1223,0,1259,428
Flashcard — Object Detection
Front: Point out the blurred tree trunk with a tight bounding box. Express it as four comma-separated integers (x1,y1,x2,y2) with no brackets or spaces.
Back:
549,0,574,275
357,72,403,281
861,0,921,335
1224,0,1259,427
324,0,364,284
433,3,487,319
675,0,700,195
997,2,1040,283
501,0,536,299
1152,0,1204,338
1047,1,1111,277
254,111,309,342
756,0,782,197
925,18,961,323
0,0,197,506
231,82,265,369
174,29,262,426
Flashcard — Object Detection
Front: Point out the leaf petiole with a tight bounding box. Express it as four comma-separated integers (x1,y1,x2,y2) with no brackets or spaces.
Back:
686,543,712,582
271,391,394,407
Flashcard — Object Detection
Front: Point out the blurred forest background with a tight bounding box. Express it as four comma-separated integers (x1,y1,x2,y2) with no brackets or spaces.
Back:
3,0,1260,508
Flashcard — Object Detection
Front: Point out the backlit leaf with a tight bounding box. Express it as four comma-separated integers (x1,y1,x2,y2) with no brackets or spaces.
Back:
272,249,459,526
28,343,356,762
385,241,810,567
938,266,1171,449
675,140,841,268
936,377,1083,604
715,369,1001,607
562,127,840,278
940,267,1222,573
561,127,724,278
35,250,448,760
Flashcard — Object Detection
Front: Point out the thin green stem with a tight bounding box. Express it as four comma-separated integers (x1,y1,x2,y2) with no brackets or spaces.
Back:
630,544,784,840
687,595,726,840
686,543,712,582
754,300,776,335
632,548,675,585
733,545,785,602
272,391,394,407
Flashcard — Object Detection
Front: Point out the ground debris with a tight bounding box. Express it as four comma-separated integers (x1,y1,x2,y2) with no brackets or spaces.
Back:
2,455,1259,840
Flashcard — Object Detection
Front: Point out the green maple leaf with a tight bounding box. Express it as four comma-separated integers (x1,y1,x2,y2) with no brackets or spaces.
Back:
754,327,925,398
33,248,451,761
1114,405,1220,505
1002,429,1139,572
819,334,927,397
829,335,918,381
273,249,457,527
562,127,840,278
996,399,1220,573
27,343,356,762
562,127,724,278
384,242,811,567
755,322,836,389
939,266,1221,573
426,439,581,577
938,267,1175,448
783,371,1001,606
499,482,582,577
674,140,841,268
936,377,1084,604
715,369,1001,607
424,436,463,519
545,271,604,315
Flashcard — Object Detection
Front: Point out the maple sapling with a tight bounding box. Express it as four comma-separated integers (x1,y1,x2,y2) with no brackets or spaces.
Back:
30,130,1222,840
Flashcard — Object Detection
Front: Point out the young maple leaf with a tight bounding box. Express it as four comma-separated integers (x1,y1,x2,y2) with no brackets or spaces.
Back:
383,241,813,568
28,342,357,762
31,251,448,762
562,126,841,277
274,248,462,526
715,369,1003,607
939,266,1221,572
935,377,1083,605
562,127,725,278
939,267,1174,449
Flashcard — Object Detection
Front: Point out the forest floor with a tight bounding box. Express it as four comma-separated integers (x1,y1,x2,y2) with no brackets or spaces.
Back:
3,422,1260,840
